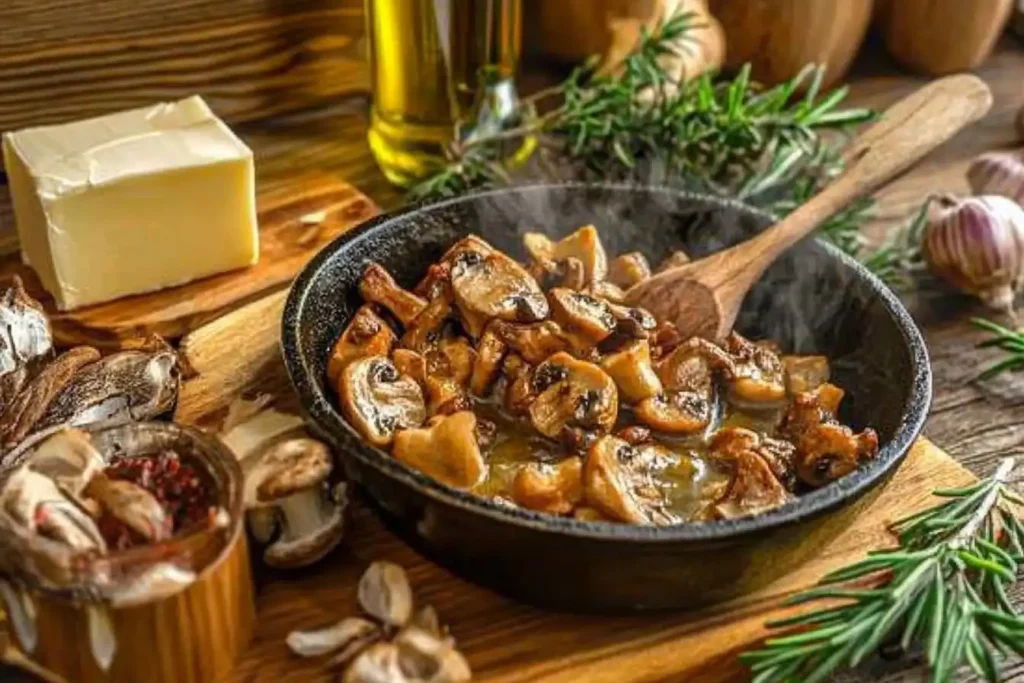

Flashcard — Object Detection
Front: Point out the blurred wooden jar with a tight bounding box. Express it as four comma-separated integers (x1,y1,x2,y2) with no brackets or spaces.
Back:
876,0,1013,75
708,0,873,88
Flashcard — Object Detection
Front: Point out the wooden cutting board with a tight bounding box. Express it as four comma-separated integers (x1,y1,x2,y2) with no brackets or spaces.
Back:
0,173,378,350
166,292,975,683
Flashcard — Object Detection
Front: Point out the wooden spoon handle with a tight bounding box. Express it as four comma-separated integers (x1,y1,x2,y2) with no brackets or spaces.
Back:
741,74,993,270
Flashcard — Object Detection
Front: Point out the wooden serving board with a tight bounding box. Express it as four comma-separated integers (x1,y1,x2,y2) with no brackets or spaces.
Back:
0,173,378,350
164,292,976,683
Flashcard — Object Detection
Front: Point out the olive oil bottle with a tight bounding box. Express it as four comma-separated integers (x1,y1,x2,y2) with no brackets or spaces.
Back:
365,0,522,187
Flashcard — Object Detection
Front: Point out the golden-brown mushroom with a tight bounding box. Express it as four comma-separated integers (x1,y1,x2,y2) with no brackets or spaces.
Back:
400,294,452,352
547,288,617,349
725,332,787,407
392,412,486,489
634,392,712,434
491,320,573,364
582,280,626,304
606,302,657,340
783,355,831,395
655,250,690,273
528,352,618,439
469,325,508,397
511,456,583,515
327,306,397,385
600,340,663,404
523,226,608,284
449,244,548,338
607,252,652,289
582,436,678,525
358,264,427,327
635,338,730,434
709,427,796,492
502,354,535,415
708,429,792,520
339,356,426,448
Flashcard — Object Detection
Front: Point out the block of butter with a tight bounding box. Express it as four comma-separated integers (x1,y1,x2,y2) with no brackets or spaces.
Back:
2,95,259,311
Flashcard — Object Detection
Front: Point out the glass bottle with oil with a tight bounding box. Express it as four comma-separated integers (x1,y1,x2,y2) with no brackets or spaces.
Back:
365,0,523,187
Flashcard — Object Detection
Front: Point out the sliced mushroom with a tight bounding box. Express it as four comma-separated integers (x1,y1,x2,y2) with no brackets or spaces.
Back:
558,257,587,290
287,617,380,658
582,435,678,525
781,384,879,488
359,263,427,327
634,338,728,434
327,306,396,385
724,332,787,407
709,427,796,493
600,340,663,404
393,626,472,683
607,252,652,289
491,320,572,364
782,355,830,395
606,302,657,340
392,411,486,489
0,346,100,450
449,244,548,338
581,280,626,304
708,429,792,520
400,294,453,352
501,354,535,415
469,325,507,397
528,352,618,439
358,560,414,627
511,456,583,515
249,438,347,568
339,356,427,448
34,346,180,432
635,392,713,434
523,226,608,284
85,473,172,544
547,288,617,349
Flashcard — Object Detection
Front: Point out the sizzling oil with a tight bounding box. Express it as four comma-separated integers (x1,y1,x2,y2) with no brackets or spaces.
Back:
470,393,786,522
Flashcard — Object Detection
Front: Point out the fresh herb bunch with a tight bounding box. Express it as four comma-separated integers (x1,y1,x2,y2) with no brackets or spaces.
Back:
972,318,1024,379
741,458,1024,683
411,11,885,269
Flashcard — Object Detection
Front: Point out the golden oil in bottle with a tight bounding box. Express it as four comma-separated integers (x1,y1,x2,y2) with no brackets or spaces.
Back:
365,0,523,187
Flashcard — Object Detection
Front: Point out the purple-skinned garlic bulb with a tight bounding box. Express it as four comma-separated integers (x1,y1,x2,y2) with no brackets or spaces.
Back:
967,150,1024,204
922,194,1024,313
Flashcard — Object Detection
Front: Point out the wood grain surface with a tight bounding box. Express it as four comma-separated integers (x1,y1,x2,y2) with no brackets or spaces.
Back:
0,174,377,349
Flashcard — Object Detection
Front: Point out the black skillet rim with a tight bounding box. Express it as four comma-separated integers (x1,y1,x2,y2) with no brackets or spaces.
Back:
282,181,933,543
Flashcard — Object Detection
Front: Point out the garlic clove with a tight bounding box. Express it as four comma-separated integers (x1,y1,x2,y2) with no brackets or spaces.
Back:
922,194,1024,312
967,150,1024,204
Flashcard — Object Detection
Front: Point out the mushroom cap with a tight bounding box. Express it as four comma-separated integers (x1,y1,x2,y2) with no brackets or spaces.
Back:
511,456,583,515
327,305,396,385
523,226,608,284
528,352,618,439
339,356,427,448
450,247,549,337
262,489,347,569
634,392,712,434
255,438,333,501
600,340,663,404
547,288,617,347
392,411,485,489
582,435,674,525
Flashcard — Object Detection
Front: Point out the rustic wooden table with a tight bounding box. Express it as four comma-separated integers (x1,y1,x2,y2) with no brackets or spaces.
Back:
2,13,1024,678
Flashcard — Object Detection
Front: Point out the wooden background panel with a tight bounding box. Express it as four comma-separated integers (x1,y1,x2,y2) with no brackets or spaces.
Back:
0,0,369,138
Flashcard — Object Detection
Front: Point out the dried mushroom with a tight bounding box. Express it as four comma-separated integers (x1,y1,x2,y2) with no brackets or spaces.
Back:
0,277,52,408
288,561,471,683
392,412,485,489
327,230,881,524
528,352,618,439
328,306,397,385
360,264,427,327
340,356,426,448
219,397,347,569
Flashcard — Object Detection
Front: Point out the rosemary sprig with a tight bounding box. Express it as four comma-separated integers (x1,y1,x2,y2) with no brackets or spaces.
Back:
741,458,1024,683
410,11,883,272
972,318,1024,379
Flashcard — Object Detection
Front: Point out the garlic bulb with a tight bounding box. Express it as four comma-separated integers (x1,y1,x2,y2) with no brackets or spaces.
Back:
922,194,1024,312
967,150,1024,203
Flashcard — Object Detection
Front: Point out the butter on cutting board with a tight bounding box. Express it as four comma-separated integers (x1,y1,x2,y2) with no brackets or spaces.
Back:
2,95,259,311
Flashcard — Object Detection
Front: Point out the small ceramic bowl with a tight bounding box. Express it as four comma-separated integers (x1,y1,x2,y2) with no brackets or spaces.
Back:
0,422,254,683
282,183,931,613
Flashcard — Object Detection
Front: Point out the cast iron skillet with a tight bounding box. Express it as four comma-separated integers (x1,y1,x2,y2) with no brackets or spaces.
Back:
282,183,931,613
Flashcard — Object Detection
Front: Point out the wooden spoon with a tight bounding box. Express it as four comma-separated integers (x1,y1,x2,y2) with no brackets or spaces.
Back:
624,74,993,341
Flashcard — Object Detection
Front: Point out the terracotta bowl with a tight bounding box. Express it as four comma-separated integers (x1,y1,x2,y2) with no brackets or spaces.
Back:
282,183,931,613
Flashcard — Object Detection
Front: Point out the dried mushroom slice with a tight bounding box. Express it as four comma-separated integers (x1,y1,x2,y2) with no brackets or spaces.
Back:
0,276,52,382
582,435,678,525
547,288,617,348
511,456,583,515
708,428,792,520
607,252,652,289
449,244,548,338
340,356,426,447
357,560,413,627
0,346,99,450
359,263,427,327
600,340,663,404
327,306,396,385
392,411,486,489
724,332,787,406
523,226,608,284
528,352,618,439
